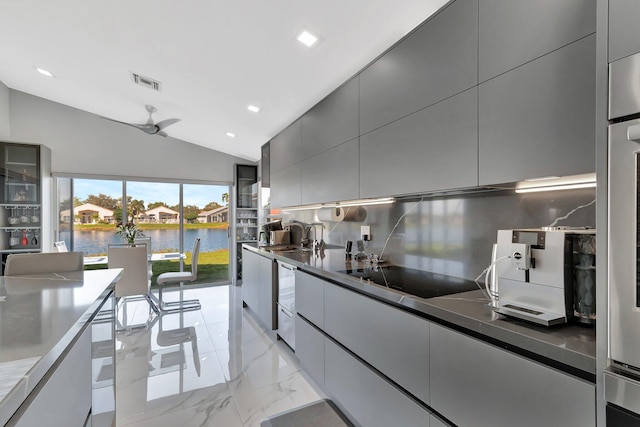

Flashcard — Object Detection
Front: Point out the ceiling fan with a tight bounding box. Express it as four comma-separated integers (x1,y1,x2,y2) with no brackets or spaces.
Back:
102,105,181,137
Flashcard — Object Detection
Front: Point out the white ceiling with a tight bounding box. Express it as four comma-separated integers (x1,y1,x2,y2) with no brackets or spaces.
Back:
0,0,449,161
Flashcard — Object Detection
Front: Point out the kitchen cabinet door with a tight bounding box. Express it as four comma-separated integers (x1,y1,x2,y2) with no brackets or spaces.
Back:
242,249,260,311
257,254,275,330
324,282,430,404
478,34,596,185
295,270,325,329
270,163,301,208
300,138,359,205
295,316,325,387
324,338,430,427
609,0,640,62
359,0,477,134
270,120,301,173
478,0,595,82
360,88,477,199
301,78,359,161
429,323,595,427
12,326,92,427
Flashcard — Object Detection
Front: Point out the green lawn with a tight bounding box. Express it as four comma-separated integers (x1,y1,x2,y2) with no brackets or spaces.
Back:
85,248,230,286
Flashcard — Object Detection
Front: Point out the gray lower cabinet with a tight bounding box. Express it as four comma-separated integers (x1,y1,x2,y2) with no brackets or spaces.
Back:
11,326,91,427
242,249,275,329
295,316,325,387
301,78,359,160
270,119,301,173
257,255,275,330
478,34,596,185
300,138,359,205
360,87,477,198
242,248,260,309
429,323,595,427
270,163,301,208
359,0,478,134
478,0,595,82
295,270,325,328
324,283,430,404
609,0,640,62
324,338,430,427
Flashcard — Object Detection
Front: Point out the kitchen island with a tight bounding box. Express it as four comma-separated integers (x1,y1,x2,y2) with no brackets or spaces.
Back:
243,244,596,427
0,268,121,426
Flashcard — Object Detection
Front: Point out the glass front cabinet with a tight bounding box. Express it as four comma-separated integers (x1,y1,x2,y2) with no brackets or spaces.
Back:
232,164,258,282
0,142,52,262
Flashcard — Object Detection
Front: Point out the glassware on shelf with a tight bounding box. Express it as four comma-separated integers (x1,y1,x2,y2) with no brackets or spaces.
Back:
21,230,28,246
7,207,18,225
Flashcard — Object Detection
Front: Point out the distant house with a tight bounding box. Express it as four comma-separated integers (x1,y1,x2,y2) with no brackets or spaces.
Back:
140,206,180,223
199,206,228,223
71,203,115,224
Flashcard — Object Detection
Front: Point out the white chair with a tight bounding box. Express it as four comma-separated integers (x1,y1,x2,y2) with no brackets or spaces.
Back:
4,252,84,276
134,236,153,278
152,238,201,312
54,241,68,252
108,244,158,329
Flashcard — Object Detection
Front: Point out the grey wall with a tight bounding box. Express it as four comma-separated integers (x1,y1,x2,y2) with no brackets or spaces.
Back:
8,90,252,183
0,81,9,140
281,188,596,282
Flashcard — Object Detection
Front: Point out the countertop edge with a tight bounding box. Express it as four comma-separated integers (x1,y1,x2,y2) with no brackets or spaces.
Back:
0,269,120,426
244,245,596,379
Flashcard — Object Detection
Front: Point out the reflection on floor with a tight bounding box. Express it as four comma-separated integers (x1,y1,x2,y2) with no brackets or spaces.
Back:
114,285,324,427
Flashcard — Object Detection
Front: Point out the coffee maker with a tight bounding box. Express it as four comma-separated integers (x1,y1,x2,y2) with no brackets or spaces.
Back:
491,227,596,326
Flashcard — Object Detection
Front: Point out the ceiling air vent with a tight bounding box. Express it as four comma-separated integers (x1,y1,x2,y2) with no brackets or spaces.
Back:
130,72,161,91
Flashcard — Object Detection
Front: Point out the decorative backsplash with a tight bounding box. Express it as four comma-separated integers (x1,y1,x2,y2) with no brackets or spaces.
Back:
275,187,596,281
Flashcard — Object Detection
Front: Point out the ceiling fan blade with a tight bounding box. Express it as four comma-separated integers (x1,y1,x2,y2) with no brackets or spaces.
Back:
156,130,169,137
155,118,181,131
100,117,157,133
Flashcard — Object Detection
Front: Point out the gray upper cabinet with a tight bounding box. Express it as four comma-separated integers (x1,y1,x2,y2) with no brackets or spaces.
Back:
270,120,301,173
609,0,640,62
359,0,478,135
301,78,359,160
479,0,595,82
270,163,301,208
300,138,359,205
360,88,477,198
478,35,596,185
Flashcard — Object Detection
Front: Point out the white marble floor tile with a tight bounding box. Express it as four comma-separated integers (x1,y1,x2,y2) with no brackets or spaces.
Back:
114,285,322,427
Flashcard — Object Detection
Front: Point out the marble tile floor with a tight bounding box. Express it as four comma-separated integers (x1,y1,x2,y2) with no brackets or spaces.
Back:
112,285,324,427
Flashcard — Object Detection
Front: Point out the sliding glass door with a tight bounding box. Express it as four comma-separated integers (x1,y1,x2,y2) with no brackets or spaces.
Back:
56,176,231,286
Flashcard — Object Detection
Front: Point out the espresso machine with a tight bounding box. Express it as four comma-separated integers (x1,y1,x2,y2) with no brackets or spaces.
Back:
491,227,596,326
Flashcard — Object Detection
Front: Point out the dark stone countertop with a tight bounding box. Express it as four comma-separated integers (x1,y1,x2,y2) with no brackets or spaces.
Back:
245,244,596,380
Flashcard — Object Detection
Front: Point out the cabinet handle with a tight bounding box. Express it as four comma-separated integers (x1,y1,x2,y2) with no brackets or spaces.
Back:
280,307,293,318
627,123,640,142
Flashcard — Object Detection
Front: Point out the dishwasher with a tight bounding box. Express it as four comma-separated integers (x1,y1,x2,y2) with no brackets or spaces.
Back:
277,261,296,350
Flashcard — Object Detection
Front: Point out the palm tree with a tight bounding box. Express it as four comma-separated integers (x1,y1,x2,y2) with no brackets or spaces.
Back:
221,192,229,206
128,199,146,222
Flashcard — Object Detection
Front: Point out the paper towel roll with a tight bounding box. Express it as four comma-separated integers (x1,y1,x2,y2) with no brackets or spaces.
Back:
317,206,366,222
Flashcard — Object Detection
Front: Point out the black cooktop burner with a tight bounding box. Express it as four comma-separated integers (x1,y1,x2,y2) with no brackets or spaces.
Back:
336,265,479,300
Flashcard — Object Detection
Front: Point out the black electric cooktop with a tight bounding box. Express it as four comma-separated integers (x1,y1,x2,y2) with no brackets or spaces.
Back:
336,265,479,300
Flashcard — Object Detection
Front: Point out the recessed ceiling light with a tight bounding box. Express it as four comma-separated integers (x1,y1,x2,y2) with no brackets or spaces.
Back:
226,132,236,138
35,67,54,77
297,30,318,47
247,105,260,113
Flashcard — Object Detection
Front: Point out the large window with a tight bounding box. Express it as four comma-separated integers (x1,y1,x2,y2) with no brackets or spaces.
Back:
56,177,230,286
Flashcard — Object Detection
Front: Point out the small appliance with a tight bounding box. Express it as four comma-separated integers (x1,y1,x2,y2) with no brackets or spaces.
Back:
492,227,596,326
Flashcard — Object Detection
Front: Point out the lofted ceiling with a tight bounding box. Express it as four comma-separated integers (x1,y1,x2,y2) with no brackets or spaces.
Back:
0,0,449,161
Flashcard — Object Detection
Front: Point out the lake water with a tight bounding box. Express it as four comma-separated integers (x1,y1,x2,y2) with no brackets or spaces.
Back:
63,228,229,255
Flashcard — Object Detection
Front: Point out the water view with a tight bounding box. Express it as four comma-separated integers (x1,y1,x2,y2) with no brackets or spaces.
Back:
65,227,229,255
